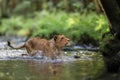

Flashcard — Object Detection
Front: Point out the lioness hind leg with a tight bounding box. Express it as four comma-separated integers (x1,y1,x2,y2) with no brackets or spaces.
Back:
30,50,38,56
22,54,28,56
25,44,36,56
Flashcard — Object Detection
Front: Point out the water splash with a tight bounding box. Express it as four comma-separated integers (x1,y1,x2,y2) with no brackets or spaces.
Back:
0,42,95,62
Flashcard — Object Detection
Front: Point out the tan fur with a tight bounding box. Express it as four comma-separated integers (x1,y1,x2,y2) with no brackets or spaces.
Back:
8,35,69,59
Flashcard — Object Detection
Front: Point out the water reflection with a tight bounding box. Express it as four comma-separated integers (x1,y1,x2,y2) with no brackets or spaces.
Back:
0,59,104,80
0,41,106,80
27,60,62,78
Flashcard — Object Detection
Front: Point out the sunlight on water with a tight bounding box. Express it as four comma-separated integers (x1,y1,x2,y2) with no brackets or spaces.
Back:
0,49,94,62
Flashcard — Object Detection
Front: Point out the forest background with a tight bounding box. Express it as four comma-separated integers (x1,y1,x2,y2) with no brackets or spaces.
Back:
0,0,109,47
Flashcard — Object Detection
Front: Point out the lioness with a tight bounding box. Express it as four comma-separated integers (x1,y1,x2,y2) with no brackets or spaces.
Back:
8,35,69,59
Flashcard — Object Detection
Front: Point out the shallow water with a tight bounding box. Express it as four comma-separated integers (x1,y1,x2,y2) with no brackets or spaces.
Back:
0,41,105,80
0,59,104,80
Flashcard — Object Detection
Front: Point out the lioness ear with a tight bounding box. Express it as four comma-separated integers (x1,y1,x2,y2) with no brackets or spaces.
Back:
54,35,58,41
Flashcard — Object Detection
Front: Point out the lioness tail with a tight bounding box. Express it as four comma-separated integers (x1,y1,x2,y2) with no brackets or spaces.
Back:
7,41,25,49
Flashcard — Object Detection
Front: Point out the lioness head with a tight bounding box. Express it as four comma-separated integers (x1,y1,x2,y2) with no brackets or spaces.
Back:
54,35,69,48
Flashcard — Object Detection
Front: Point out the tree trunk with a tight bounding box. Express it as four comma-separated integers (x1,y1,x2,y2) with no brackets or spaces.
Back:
99,0,120,73
98,0,120,39
1,0,9,18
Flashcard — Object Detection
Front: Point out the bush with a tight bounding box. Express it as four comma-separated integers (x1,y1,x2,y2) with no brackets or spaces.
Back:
0,10,109,43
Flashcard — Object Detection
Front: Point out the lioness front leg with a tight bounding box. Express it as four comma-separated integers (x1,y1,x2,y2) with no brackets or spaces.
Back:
49,50,57,60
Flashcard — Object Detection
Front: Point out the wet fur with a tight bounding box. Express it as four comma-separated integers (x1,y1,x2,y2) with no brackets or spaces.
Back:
8,35,69,59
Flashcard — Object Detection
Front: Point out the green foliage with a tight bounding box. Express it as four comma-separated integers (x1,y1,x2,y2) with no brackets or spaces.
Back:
0,10,109,42
13,1,31,14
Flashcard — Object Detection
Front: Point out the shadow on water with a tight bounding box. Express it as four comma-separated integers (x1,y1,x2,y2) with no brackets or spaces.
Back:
95,72,120,80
